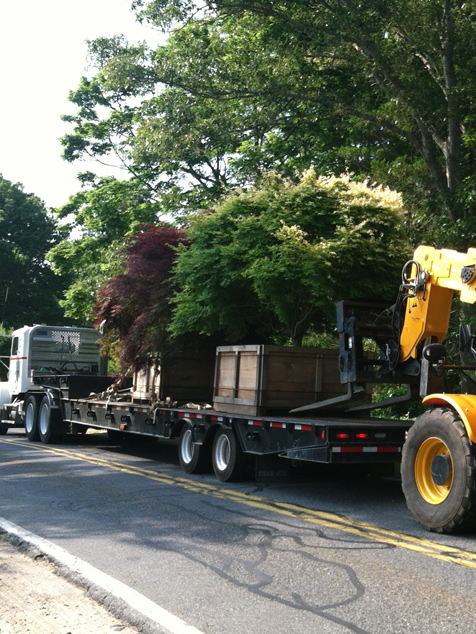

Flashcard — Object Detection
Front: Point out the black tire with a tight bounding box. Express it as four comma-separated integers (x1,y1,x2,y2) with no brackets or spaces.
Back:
401,406,476,533
38,396,65,444
0,423,8,435
178,421,212,474
212,428,246,482
24,395,40,441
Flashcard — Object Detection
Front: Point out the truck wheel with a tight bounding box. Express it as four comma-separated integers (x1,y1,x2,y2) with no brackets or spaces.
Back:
0,423,8,435
38,396,64,444
24,395,40,441
401,407,476,533
212,428,246,482
179,421,211,474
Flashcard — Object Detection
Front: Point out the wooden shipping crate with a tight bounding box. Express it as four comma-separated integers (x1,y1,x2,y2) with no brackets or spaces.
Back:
132,351,215,405
161,351,215,405
213,345,346,416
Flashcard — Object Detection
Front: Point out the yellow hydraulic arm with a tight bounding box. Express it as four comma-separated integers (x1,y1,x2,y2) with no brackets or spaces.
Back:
399,245,476,363
399,247,476,533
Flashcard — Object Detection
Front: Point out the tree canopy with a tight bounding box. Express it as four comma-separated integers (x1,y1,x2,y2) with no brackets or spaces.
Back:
171,172,409,346
94,223,187,368
50,0,476,346
48,176,162,322
59,1,476,239
0,175,66,328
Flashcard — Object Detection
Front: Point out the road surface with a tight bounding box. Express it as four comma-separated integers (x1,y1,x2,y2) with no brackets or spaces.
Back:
1,429,476,633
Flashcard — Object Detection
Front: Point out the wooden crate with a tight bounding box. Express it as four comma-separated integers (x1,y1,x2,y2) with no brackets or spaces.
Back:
213,345,346,416
161,351,215,405
132,351,215,405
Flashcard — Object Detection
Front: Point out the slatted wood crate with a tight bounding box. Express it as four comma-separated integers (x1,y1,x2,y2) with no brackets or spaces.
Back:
213,345,346,416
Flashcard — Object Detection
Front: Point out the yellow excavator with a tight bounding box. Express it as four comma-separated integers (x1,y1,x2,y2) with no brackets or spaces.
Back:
343,245,476,533
292,244,476,533
393,245,476,533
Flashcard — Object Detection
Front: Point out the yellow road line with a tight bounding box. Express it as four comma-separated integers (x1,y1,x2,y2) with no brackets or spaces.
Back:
2,438,476,569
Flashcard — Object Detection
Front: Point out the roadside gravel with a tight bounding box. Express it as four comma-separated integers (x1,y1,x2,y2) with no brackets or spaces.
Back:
0,536,139,633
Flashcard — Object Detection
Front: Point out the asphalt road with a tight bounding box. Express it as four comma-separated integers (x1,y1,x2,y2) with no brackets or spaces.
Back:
2,429,476,634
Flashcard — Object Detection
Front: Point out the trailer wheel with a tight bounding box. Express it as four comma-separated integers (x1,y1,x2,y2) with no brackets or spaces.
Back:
212,428,246,482
24,395,40,441
401,407,476,533
38,396,64,444
179,421,211,474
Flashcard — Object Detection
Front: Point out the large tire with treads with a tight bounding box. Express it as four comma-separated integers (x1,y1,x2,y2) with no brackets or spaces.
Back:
38,396,65,444
212,428,246,482
24,395,40,441
178,421,212,474
401,406,476,533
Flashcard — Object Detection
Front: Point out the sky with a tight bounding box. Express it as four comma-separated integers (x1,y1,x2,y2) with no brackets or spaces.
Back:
0,1,162,209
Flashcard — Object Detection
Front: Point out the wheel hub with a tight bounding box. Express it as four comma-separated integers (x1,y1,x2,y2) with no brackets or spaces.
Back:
215,434,231,472
431,454,451,486
414,436,454,504
181,428,193,464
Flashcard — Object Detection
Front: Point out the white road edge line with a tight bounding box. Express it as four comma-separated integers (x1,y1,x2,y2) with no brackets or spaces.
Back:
0,517,205,634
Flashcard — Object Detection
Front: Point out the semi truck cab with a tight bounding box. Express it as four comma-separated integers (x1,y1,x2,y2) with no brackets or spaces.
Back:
0,325,101,430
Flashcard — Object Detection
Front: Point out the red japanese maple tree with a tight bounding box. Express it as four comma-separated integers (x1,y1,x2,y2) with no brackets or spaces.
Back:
94,223,188,370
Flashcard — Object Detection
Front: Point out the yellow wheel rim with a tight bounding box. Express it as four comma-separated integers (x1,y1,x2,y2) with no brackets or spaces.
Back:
414,437,454,504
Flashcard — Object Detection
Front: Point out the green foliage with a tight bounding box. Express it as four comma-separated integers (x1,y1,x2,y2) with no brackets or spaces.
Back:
49,176,163,322
171,172,409,346
129,0,476,230
61,32,241,219
57,0,476,328
61,5,421,221
370,384,425,420
0,327,12,381
0,175,66,328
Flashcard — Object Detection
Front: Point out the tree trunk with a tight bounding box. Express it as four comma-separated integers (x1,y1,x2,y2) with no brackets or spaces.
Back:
291,334,303,347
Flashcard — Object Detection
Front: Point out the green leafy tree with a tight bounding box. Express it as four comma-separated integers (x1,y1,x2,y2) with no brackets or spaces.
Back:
61,13,408,218
61,34,241,218
58,0,476,325
171,172,409,346
0,175,65,328
49,176,162,322
132,0,476,236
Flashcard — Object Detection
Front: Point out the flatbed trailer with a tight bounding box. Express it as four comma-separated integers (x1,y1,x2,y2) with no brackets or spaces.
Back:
56,377,410,481
0,322,412,483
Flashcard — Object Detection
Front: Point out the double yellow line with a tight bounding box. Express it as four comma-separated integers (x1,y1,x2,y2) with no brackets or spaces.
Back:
3,437,476,569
